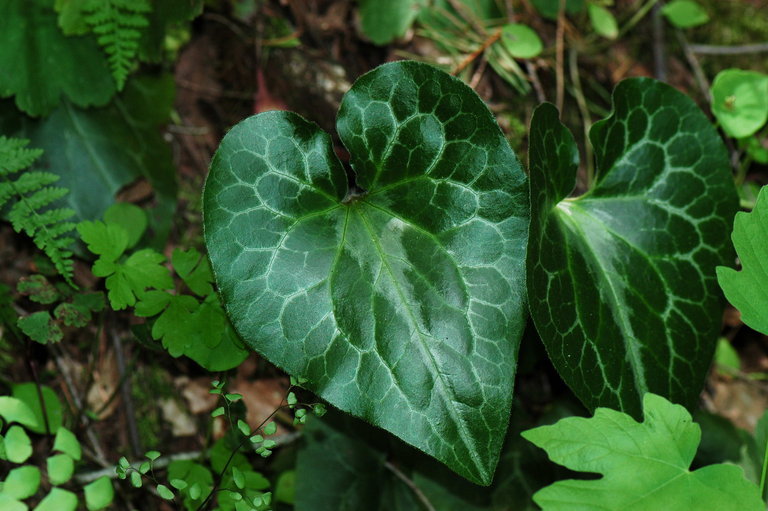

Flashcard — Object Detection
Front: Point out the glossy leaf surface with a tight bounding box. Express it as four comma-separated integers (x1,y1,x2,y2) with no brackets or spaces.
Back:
717,185,768,335
527,79,738,415
523,394,763,510
204,61,529,484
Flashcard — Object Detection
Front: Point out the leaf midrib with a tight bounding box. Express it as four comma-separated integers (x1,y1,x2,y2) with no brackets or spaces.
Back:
353,205,487,481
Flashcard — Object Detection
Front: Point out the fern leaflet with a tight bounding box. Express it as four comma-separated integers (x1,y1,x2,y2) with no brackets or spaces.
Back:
0,137,77,287
84,0,152,90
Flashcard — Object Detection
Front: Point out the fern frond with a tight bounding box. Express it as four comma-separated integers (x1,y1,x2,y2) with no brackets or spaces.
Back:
0,136,77,287
84,0,152,90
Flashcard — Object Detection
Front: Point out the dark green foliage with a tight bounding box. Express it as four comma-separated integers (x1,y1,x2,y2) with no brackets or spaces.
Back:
526,80,738,416
0,137,76,286
204,61,530,485
0,0,115,116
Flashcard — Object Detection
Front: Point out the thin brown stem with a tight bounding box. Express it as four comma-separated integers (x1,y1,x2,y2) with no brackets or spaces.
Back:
384,460,436,511
555,0,566,112
452,29,502,76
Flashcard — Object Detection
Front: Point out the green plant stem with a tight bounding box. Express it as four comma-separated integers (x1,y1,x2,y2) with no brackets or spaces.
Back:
25,340,52,437
384,460,436,511
761,438,768,500
195,388,298,511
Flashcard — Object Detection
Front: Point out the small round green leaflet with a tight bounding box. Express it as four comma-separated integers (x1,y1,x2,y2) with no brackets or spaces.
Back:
527,79,738,416
711,69,768,140
84,476,115,511
3,465,41,499
661,0,709,28
500,24,543,59
204,61,529,485
587,4,618,40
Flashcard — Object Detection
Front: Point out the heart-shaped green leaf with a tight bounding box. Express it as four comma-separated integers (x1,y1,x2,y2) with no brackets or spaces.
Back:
527,79,738,416
204,61,529,484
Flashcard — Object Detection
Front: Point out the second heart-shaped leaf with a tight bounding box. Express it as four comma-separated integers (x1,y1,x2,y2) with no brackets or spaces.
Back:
527,79,738,416
204,61,529,484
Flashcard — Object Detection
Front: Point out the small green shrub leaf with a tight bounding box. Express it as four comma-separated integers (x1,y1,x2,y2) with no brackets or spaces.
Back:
358,0,425,45
711,69,768,139
0,396,39,429
4,426,32,463
13,383,62,434
587,3,618,39
661,0,709,28
3,465,41,499
522,393,764,510
47,453,75,485
17,275,60,304
157,484,174,500
53,427,82,460
18,311,62,344
84,476,115,511
204,60,529,485
717,185,768,335
500,24,543,59
103,202,148,249
527,79,738,415
34,488,78,511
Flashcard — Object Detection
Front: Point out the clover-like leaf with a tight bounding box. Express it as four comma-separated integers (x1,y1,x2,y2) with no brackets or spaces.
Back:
522,393,764,510
717,185,768,335
204,61,529,484
527,79,738,416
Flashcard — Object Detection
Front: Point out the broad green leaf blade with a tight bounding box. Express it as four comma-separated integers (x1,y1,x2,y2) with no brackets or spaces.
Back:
717,185,768,335
5,425,33,463
0,396,39,429
3,465,41,499
204,61,529,484
711,69,768,140
84,476,114,511
500,24,543,59
34,488,78,511
527,79,738,415
522,393,764,511
12,383,62,434
0,0,115,116
661,0,709,28
53,427,82,460
47,453,75,485
359,0,425,45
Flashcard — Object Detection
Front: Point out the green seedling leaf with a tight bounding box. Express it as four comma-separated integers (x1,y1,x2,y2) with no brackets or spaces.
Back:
53,426,82,460
103,202,148,248
587,3,618,39
0,396,40,429
47,453,75,485
157,484,174,500
358,0,426,45
233,465,246,489
714,338,740,374
500,24,543,59
522,393,764,510
3,465,41,499
263,422,277,436
237,420,251,436
711,69,768,140
139,460,151,474
0,494,26,511
145,450,161,460
78,220,130,262
17,274,60,304
0,0,115,116
34,488,78,511
130,470,142,488
18,311,62,344
54,292,104,327
84,476,115,511
204,60,529,485
527,79,738,416
172,247,214,296
5,425,32,463
717,185,768,335
661,0,709,28
13,382,63,434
